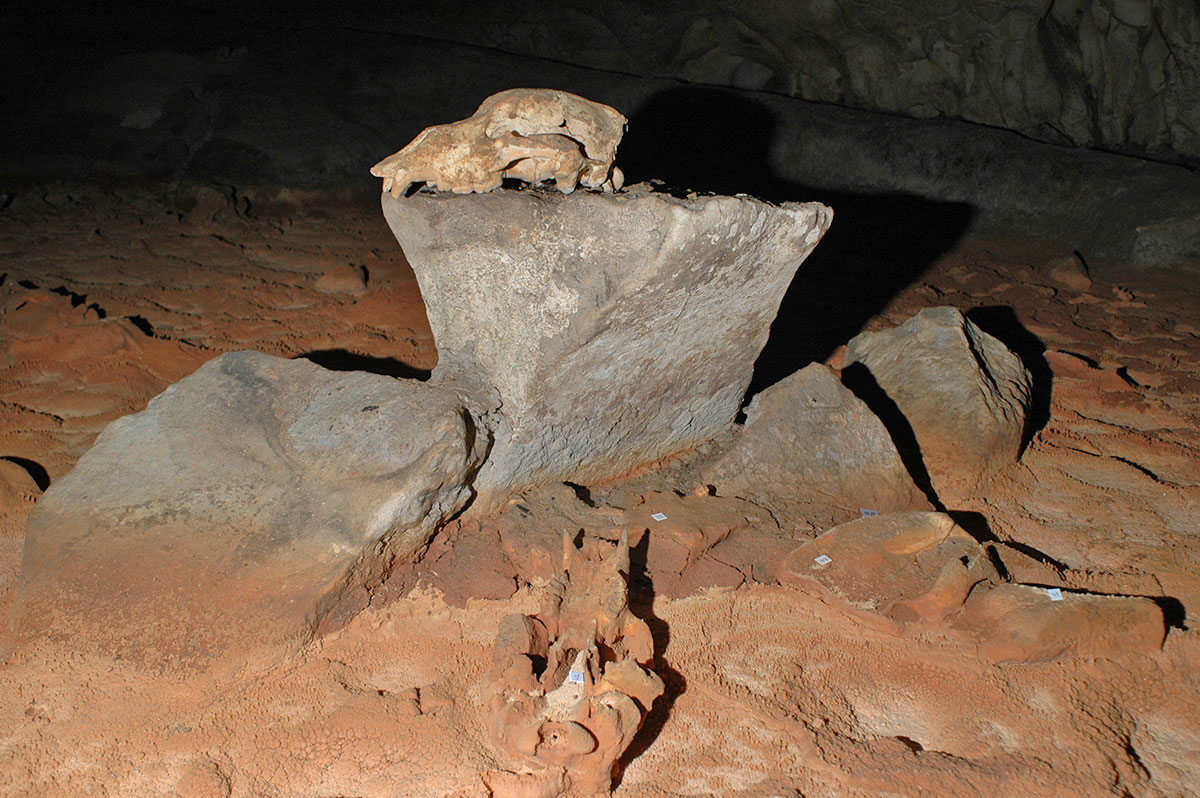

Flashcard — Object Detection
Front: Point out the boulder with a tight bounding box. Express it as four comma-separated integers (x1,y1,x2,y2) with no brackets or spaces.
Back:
782,511,997,626
843,307,1032,498
704,363,931,531
956,583,1166,663
11,351,486,670
382,184,832,511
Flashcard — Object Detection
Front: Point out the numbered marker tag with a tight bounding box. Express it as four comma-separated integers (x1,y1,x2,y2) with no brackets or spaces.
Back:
567,670,585,684
650,512,668,521
814,554,833,566
860,508,879,517
1046,588,1064,601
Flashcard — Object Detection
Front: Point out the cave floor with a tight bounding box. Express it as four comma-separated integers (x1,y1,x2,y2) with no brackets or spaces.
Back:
1,182,1198,796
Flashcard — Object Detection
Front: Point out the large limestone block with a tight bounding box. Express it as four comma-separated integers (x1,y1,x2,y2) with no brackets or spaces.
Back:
844,307,1031,498
704,363,931,531
382,186,832,506
12,351,485,669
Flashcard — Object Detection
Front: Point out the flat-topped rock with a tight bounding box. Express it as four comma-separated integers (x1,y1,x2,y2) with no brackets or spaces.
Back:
382,185,832,509
11,352,485,671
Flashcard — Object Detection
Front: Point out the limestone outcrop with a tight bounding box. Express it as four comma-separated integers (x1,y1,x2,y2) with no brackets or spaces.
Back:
371,88,627,197
844,307,1032,499
483,532,663,797
704,363,931,531
12,351,486,668
382,184,832,510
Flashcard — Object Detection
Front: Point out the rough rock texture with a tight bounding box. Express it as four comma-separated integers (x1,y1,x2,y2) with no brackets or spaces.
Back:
402,482,791,606
398,1,1200,166
371,88,626,197
844,307,1032,499
782,512,997,628
704,363,931,531
957,583,1167,663
483,532,663,797
11,351,485,669
382,185,832,509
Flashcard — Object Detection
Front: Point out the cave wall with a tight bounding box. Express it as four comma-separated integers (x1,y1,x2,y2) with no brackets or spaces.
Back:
397,0,1200,166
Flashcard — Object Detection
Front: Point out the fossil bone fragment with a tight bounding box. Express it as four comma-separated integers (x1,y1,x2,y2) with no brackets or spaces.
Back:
482,531,662,797
370,88,626,197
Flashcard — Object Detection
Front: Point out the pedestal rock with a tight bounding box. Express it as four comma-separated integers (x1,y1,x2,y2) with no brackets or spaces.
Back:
382,185,832,510
11,351,485,670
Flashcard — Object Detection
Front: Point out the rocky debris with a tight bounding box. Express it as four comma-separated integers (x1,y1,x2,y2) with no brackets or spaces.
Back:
1042,252,1092,292
781,512,997,627
956,583,1167,663
371,88,627,197
843,307,1032,499
704,363,931,532
483,532,663,797
383,184,832,511
12,351,486,670
620,490,776,595
399,483,782,604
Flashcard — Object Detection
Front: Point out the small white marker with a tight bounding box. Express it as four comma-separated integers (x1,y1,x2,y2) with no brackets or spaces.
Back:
567,670,585,684
860,508,879,517
1047,588,1064,601
814,554,833,566
650,512,668,521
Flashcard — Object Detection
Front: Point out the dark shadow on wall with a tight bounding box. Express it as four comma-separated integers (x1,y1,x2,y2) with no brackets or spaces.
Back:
620,86,977,399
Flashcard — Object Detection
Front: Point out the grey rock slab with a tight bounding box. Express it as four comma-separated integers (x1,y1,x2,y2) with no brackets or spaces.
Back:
704,363,931,532
382,185,832,510
11,351,485,670
844,307,1032,499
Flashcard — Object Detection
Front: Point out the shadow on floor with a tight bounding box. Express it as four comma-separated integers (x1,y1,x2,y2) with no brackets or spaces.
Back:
620,86,977,399
297,348,432,381
1,455,51,491
614,531,685,790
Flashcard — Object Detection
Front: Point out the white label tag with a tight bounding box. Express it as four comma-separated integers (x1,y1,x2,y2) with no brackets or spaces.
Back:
814,554,833,566
1047,588,1063,601
650,512,668,521
860,508,879,517
567,670,585,683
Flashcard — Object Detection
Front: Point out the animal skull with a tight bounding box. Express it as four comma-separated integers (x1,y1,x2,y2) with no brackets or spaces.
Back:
370,88,627,197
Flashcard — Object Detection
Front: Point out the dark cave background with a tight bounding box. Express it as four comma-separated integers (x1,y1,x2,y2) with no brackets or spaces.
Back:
3,1,1199,393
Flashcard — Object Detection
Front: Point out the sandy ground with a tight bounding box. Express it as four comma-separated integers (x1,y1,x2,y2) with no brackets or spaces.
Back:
1,182,1199,796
